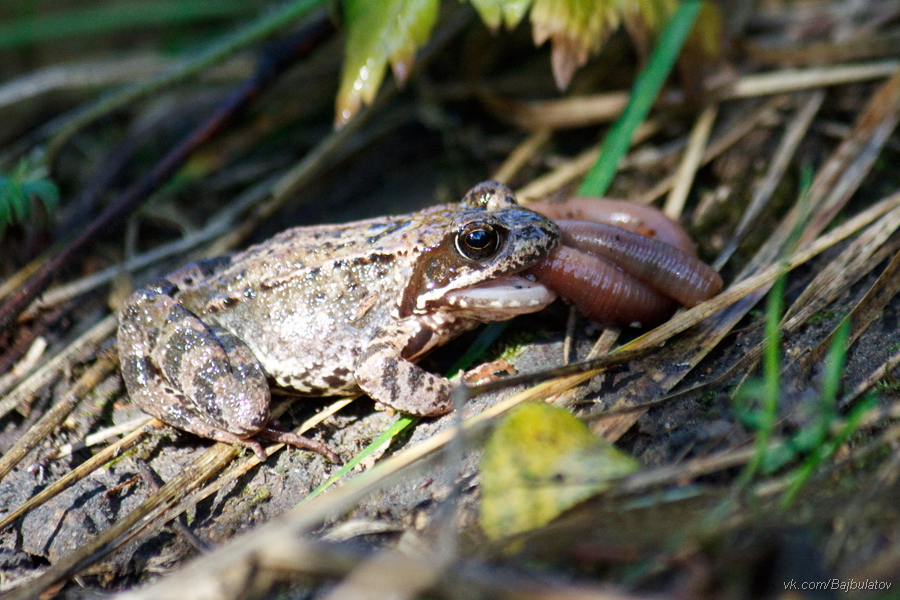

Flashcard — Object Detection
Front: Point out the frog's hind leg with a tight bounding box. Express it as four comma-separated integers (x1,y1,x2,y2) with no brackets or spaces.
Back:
118,287,335,461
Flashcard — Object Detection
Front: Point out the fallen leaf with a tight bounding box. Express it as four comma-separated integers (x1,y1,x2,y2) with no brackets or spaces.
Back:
480,402,638,540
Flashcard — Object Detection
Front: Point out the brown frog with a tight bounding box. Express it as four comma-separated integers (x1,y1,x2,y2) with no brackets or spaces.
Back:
117,182,560,459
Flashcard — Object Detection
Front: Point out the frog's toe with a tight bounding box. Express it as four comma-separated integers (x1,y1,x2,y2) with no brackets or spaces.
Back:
256,427,340,463
236,437,268,461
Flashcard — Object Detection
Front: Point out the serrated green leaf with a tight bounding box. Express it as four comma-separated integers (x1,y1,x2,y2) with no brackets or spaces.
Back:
0,152,60,236
531,0,624,88
469,0,534,30
480,402,638,540
336,0,438,126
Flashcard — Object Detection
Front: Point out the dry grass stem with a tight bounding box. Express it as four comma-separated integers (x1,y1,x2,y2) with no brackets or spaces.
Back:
483,90,637,130
516,120,662,202
0,314,117,416
0,355,117,480
55,416,153,457
0,419,163,531
718,60,900,99
636,96,788,205
663,103,717,219
747,31,900,66
0,56,172,109
806,247,900,369
784,212,900,329
486,61,897,132
492,128,552,184
714,90,824,269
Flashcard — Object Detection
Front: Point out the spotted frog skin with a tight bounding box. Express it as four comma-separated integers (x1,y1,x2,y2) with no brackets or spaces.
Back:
118,182,559,457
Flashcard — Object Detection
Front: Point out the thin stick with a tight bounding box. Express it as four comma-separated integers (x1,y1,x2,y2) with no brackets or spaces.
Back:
0,419,163,530
0,355,118,480
663,103,717,219
492,129,552,184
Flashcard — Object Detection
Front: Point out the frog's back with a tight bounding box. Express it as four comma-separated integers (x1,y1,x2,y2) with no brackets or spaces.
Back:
198,207,457,298
166,206,462,395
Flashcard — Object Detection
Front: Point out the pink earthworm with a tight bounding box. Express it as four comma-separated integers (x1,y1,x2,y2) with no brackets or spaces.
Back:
527,199,723,326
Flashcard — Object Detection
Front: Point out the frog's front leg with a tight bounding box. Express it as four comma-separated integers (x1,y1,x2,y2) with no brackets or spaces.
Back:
118,280,337,461
355,320,455,416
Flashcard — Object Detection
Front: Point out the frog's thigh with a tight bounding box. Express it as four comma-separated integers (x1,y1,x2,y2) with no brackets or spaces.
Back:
118,289,271,440
355,321,452,416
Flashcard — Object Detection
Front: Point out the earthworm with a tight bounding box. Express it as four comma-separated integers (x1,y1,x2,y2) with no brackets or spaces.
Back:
555,220,723,307
530,197,696,254
525,199,723,325
527,245,677,327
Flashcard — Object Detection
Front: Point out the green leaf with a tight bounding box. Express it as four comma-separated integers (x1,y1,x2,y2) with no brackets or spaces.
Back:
480,403,638,540
0,178,29,222
469,0,533,30
21,179,60,211
336,0,439,126
0,152,60,236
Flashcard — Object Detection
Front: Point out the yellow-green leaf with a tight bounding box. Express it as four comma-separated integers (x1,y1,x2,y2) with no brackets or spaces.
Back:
480,402,638,540
469,0,534,30
526,0,721,89
531,0,624,88
336,0,439,126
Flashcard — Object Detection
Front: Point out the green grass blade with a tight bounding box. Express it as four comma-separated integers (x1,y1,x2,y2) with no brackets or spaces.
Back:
780,320,857,507
742,272,785,480
445,321,509,380
577,1,702,197
0,1,262,50
302,414,417,503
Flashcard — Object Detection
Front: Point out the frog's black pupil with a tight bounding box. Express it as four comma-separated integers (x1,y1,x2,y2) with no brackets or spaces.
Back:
456,224,500,260
466,229,491,249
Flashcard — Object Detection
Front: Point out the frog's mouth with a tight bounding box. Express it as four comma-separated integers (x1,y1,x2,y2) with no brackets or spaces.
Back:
443,275,557,319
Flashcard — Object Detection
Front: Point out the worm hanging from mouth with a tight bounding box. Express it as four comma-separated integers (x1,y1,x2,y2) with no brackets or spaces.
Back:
527,199,723,327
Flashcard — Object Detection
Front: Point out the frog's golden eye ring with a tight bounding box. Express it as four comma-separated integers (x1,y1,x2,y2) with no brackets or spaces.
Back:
456,223,503,261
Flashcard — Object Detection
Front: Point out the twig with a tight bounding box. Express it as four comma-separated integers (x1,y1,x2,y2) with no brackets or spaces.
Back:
0,314,117,417
0,354,118,480
663,103,717,219
0,419,162,531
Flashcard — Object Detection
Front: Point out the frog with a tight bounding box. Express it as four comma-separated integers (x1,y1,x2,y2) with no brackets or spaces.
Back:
117,181,560,460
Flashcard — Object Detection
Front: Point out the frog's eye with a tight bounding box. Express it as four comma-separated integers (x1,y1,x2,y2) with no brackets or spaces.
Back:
456,223,502,260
